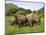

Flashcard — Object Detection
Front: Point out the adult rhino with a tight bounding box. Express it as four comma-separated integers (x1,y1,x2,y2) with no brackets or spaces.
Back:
26,13,40,27
16,14,27,27
11,14,27,27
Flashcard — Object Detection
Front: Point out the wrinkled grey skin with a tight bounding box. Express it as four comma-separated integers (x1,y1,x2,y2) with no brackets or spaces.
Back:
11,13,40,27
16,14,27,27
26,13,40,27
11,14,27,27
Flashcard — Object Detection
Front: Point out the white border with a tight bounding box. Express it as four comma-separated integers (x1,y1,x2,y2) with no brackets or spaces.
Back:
0,0,5,35
0,0,46,35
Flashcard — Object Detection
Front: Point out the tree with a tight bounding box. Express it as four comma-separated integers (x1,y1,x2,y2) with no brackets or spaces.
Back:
25,9,32,14
18,8,25,11
16,8,26,15
5,3,18,16
33,10,36,13
6,8,18,16
37,7,44,17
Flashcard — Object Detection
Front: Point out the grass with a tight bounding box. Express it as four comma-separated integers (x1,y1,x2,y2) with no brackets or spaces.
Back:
5,16,44,35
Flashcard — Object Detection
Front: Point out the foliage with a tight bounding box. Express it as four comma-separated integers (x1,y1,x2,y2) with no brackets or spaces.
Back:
5,3,44,35
5,16,44,35
25,9,32,14
5,3,18,16
36,7,44,17
7,8,18,16
5,4,32,16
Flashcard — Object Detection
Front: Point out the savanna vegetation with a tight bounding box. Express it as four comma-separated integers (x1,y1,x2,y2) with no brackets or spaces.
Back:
5,3,44,35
